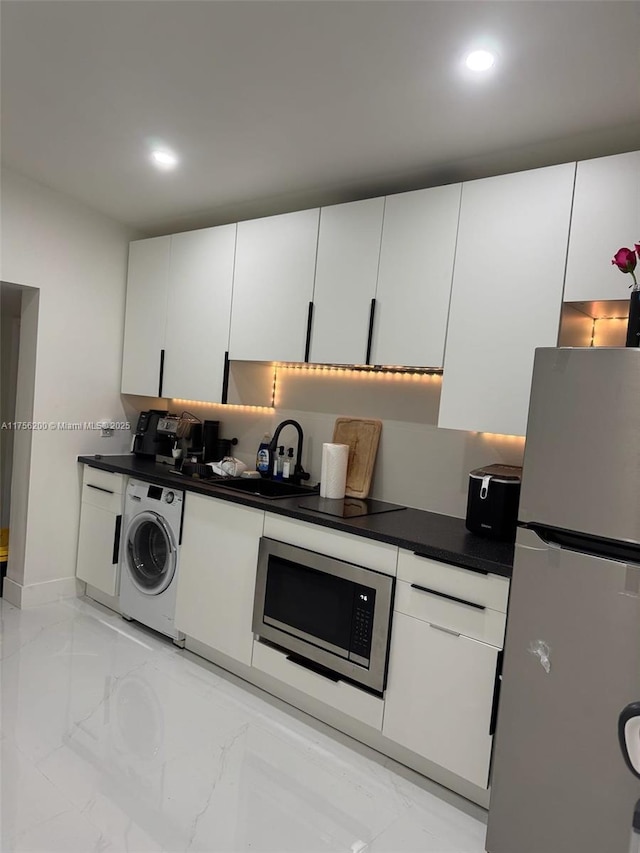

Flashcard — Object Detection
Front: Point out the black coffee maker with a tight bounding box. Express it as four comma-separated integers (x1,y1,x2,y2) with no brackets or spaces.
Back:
132,410,173,459
183,420,228,461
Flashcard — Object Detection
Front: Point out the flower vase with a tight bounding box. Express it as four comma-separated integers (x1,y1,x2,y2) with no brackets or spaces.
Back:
626,286,640,348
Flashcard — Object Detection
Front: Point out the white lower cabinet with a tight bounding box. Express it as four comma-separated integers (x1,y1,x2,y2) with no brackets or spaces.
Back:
382,611,499,789
175,493,264,666
76,468,125,597
168,492,504,800
252,640,384,730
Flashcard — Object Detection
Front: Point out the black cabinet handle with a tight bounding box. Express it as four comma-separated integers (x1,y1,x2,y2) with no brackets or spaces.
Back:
158,349,165,398
365,298,376,365
286,652,340,682
112,514,122,565
489,650,504,735
304,301,314,362
221,351,230,404
86,483,114,495
410,583,486,611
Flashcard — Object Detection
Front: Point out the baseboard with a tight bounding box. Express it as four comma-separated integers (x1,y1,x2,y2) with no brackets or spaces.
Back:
2,577,23,607
2,575,85,608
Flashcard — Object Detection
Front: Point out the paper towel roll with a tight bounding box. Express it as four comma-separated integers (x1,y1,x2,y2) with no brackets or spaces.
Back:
320,443,349,499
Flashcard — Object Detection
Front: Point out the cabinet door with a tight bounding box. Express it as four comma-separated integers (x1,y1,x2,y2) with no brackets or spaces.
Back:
382,611,498,789
121,236,170,396
438,163,575,436
175,494,264,665
162,225,236,402
229,209,319,362
76,503,121,597
370,185,461,367
564,151,640,302
308,198,384,365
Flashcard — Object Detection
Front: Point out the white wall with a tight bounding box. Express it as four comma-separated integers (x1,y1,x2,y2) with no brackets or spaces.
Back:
0,167,138,604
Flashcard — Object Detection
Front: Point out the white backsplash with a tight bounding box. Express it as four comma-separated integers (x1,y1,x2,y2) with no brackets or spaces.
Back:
125,364,525,519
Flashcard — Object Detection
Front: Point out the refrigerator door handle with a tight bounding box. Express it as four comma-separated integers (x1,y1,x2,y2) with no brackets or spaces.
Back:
526,523,640,566
515,526,551,551
619,702,640,779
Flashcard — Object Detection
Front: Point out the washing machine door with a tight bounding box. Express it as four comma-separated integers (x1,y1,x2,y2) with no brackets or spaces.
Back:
124,511,177,595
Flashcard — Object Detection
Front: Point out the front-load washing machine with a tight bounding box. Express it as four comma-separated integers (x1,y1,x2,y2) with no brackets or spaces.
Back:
120,479,184,642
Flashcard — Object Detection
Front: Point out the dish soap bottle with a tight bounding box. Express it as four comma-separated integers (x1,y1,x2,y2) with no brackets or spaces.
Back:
257,433,271,478
274,446,285,480
283,447,294,480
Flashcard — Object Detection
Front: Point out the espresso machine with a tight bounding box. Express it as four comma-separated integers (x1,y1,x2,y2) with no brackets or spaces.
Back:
132,410,174,461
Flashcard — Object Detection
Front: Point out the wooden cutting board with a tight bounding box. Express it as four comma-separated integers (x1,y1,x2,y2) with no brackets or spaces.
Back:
332,417,382,499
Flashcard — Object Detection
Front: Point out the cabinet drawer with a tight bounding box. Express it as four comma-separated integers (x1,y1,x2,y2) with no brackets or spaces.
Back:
394,579,506,647
398,549,509,613
82,469,124,512
382,611,497,789
252,640,384,730
83,467,124,493
264,515,397,576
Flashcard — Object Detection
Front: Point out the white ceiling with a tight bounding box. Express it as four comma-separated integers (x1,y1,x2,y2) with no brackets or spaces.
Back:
2,0,640,236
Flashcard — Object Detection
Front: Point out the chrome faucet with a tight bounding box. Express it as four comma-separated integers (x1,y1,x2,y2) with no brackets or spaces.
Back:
269,419,309,483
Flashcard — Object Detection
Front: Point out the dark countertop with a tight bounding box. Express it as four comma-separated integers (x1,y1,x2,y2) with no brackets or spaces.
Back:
79,454,513,578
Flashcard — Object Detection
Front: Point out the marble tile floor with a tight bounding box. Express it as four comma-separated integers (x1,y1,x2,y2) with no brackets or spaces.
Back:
0,597,488,853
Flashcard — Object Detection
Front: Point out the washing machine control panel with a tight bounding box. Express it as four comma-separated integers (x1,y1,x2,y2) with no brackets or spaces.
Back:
133,482,183,513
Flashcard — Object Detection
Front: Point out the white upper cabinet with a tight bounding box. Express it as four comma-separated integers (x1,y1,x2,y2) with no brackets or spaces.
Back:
308,198,384,365
121,228,236,402
370,185,462,367
564,151,640,302
121,236,170,396
438,162,576,436
162,224,236,402
229,209,319,362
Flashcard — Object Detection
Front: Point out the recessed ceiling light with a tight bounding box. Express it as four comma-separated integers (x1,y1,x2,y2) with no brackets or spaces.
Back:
465,50,496,72
151,149,178,169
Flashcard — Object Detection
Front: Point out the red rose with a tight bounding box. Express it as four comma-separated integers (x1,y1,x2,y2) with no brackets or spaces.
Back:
612,247,637,273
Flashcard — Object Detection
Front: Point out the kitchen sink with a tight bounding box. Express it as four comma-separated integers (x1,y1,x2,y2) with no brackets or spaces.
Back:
215,477,320,500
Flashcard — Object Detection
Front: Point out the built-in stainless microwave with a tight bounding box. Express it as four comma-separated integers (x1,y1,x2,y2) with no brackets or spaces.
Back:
252,538,395,694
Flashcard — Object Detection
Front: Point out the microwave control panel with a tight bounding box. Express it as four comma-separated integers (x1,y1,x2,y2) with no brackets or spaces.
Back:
349,586,376,665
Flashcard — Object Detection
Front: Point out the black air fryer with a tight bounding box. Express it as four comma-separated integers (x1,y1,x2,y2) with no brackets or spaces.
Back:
465,464,522,541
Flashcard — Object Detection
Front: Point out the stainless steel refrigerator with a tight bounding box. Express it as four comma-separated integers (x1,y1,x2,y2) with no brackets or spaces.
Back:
486,347,640,853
